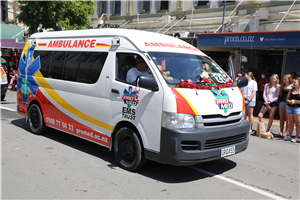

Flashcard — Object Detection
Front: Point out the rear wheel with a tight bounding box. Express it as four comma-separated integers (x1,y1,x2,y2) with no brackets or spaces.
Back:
28,104,47,135
1,94,5,101
113,127,146,171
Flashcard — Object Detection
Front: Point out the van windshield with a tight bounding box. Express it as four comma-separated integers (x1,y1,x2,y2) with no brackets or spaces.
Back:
148,52,230,85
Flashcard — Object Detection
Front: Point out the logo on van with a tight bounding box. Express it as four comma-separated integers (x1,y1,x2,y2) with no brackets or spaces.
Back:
122,86,138,108
213,89,233,114
18,47,40,104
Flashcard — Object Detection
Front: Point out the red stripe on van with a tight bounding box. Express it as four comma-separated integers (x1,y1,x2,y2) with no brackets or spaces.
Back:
171,88,197,115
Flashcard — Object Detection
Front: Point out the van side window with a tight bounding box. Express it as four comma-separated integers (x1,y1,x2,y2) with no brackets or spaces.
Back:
49,52,66,79
35,51,52,78
116,53,136,82
64,52,80,81
77,52,93,83
90,52,108,83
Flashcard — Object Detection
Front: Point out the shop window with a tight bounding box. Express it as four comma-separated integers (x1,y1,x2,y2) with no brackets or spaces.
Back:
285,52,300,77
241,50,283,82
198,1,209,7
49,52,66,79
160,0,169,10
100,1,107,15
221,1,236,6
63,52,80,81
141,1,150,13
114,1,121,15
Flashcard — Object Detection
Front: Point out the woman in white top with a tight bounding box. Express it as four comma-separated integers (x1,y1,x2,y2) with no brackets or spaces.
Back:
258,74,280,132
241,72,257,133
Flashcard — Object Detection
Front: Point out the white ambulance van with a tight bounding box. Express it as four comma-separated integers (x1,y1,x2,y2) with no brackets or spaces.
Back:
17,29,249,171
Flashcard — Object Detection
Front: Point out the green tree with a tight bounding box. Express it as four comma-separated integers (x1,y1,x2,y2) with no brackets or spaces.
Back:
17,1,96,35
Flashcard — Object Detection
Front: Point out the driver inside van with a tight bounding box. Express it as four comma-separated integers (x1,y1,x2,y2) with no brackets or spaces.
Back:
126,56,152,84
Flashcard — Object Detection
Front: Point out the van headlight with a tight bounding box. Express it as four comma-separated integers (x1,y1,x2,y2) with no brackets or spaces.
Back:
162,112,195,129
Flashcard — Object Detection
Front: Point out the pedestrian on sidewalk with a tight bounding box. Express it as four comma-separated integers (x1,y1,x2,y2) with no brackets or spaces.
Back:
257,70,270,114
258,74,280,132
240,71,257,133
278,74,293,138
285,77,300,142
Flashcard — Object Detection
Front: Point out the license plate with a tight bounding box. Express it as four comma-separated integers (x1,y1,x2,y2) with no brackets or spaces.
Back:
221,146,235,157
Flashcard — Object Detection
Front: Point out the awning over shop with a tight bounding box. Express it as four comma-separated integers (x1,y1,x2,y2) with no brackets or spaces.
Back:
1,38,26,49
1,24,24,43
197,30,300,48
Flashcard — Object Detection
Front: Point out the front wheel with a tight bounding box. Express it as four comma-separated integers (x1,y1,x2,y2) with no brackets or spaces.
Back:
28,104,47,135
113,128,146,171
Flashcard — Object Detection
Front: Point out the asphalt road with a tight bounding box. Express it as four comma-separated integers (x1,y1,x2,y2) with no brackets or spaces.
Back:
1,90,299,199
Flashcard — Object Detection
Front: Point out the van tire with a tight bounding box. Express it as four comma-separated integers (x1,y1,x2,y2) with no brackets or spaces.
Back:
1,94,5,101
28,104,47,135
113,127,146,171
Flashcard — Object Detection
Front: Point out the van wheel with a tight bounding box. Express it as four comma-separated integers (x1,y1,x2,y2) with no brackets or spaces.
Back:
114,128,146,171
28,104,47,135
1,94,5,101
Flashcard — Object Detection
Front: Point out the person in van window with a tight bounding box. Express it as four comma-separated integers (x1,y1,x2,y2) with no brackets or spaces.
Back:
240,71,257,133
278,74,293,138
285,77,300,142
258,74,280,133
126,56,151,85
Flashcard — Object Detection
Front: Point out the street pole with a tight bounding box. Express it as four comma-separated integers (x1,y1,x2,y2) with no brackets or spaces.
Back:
222,0,226,33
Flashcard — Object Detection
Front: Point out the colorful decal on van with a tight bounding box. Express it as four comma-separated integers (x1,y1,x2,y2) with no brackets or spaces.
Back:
122,86,138,108
18,46,39,104
213,89,233,114
0,67,5,77
171,88,199,115
18,41,114,132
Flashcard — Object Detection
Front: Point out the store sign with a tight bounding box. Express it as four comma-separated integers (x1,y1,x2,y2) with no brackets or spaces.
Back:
1,38,26,49
197,31,300,47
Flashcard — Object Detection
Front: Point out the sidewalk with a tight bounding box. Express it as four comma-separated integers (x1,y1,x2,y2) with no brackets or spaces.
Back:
251,116,298,138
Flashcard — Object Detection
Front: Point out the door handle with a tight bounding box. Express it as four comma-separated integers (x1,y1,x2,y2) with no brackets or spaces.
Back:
111,89,119,94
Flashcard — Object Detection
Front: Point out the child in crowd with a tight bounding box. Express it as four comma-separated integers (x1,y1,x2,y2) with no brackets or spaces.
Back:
240,71,257,133
258,74,280,132
278,74,293,138
8,70,18,91
285,77,300,142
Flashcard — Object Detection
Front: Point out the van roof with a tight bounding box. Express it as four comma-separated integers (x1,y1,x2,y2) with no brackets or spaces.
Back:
30,29,205,55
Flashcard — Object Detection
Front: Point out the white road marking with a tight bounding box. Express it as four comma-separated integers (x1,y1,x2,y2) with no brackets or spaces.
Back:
188,166,286,200
0,106,17,112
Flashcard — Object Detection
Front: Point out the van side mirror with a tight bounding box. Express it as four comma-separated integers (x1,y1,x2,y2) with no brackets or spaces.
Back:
237,77,248,88
136,75,158,91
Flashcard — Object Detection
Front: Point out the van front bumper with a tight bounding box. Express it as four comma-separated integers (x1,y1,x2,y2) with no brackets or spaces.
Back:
1,83,8,95
145,119,250,166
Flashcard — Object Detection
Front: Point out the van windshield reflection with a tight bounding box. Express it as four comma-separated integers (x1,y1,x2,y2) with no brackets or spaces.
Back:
148,52,229,85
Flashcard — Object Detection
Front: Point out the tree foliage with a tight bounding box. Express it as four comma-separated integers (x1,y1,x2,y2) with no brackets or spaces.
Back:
17,1,96,35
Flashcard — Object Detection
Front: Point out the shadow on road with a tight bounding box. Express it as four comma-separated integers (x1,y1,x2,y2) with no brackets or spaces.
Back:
11,118,237,183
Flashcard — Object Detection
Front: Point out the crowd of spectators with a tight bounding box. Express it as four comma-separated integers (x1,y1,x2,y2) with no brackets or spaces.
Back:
238,70,300,143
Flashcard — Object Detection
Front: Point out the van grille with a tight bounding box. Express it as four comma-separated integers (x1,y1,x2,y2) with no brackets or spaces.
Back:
181,141,200,150
205,133,246,150
202,112,241,119
203,119,240,127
